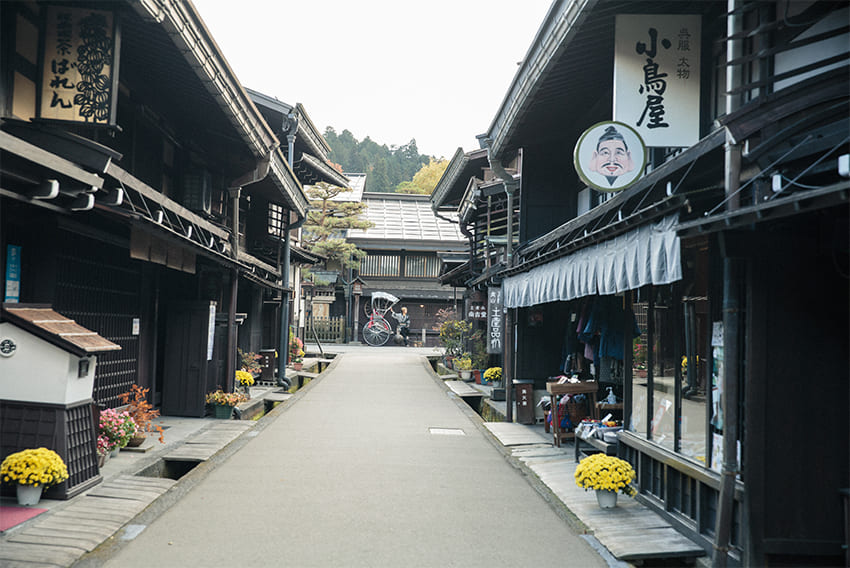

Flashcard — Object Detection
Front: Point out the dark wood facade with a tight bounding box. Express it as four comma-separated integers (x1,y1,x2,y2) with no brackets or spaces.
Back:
0,1,307,419
439,0,848,564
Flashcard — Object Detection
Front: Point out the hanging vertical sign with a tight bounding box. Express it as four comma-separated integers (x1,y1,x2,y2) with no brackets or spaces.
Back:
4,245,22,303
207,302,217,361
40,6,118,125
486,287,502,354
613,14,701,147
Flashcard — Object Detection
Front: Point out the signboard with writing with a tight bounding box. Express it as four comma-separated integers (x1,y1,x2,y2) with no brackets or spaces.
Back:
40,6,117,125
614,14,701,148
486,287,502,354
574,121,647,192
4,245,21,303
467,303,487,320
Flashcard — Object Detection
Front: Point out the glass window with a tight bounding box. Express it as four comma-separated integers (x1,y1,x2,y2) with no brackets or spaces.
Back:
628,241,711,466
630,299,649,436
650,288,677,451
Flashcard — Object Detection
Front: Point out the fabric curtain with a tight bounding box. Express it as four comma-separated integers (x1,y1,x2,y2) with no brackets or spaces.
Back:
503,214,681,308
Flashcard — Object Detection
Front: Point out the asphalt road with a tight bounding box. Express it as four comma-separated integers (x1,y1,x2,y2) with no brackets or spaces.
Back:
98,350,606,567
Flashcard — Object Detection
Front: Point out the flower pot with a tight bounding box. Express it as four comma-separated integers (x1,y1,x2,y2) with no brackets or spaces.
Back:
292,362,303,371
97,452,107,468
459,370,472,381
596,489,618,509
126,434,147,448
17,484,43,506
110,447,121,458
213,404,233,419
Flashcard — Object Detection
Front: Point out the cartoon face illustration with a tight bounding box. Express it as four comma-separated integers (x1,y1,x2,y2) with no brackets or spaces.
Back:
588,126,635,186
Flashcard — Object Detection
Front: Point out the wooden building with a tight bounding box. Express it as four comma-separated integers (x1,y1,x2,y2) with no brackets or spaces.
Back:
445,0,848,564
0,0,308,423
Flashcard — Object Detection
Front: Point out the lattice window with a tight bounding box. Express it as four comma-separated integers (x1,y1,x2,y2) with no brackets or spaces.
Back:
360,254,400,277
404,255,440,278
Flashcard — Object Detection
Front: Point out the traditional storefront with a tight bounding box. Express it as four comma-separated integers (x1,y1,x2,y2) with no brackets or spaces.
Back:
472,0,848,564
1,1,307,417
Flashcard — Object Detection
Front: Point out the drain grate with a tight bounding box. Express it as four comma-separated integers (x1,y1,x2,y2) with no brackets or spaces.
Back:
429,427,465,436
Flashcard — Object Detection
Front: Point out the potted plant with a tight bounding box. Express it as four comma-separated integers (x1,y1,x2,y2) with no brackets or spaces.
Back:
289,332,305,371
235,370,255,398
483,366,502,387
574,453,636,509
238,348,263,377
99,408,136,457
205,389,247,419
1,447,69,505
434,308,471,364
96,435,111,468
455,354,473,381
118,384,165,447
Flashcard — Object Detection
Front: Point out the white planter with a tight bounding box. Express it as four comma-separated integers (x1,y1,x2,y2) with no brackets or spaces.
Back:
17,483,43,506
596,489,618,509
459,370,472,381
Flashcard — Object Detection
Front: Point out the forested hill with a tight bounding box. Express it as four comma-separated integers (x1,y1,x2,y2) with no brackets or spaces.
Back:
323,127,431,193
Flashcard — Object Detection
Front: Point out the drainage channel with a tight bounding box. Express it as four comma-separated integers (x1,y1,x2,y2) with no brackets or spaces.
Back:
135,458,200,480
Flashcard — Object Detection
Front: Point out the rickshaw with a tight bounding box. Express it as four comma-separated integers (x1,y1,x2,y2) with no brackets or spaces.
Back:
362,291,399,346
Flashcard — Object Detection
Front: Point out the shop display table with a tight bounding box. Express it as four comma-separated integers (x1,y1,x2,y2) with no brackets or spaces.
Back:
546,381,599,447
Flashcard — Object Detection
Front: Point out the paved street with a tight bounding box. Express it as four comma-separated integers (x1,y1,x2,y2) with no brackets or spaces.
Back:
94,350,606,567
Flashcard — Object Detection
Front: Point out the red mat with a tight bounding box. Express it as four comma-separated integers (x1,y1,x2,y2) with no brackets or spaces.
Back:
0,505,48,532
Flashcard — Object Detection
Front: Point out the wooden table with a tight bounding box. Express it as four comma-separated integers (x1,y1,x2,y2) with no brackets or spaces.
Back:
546,381,599,447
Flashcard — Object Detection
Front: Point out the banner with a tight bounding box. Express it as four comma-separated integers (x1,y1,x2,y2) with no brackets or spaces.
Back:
614,14,701,147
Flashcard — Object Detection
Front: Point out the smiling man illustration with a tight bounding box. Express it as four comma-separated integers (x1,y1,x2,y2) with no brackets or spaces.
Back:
588,125,635,186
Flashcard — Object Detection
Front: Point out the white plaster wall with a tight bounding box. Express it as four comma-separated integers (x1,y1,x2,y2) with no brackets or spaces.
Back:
0,323,96,404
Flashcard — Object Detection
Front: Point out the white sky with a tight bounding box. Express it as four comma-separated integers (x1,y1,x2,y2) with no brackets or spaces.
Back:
193,1,553,159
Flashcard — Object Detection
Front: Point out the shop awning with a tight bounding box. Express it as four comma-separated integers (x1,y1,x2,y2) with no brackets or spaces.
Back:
502,215,681,308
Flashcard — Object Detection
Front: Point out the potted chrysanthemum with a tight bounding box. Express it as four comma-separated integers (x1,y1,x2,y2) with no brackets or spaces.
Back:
574,453,636,509
483,366,502,387
205,389,247,419
235,370,254,399
1,447,69,505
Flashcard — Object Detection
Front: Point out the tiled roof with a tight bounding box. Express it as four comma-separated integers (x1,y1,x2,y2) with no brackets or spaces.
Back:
2,304,121,356
331,173,366,202
348,193,465,243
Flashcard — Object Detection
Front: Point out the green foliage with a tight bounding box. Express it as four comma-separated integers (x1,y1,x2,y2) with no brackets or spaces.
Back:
434,308,471,357
324,127,432,193
302,182,373,269
396,158,449,195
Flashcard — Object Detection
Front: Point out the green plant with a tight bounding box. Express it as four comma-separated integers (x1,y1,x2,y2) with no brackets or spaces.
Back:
238,348,262,375
289,330,305,363
1,448,69,487
574,454,636,496
118,384,164,443
205,389,247,407
455,354,473,371
434,308,471,357
469,330,488,369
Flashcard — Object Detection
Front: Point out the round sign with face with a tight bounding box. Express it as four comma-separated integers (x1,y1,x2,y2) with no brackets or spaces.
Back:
573,121,647,192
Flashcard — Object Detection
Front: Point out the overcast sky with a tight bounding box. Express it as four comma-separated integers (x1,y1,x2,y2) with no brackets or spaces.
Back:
193,1,553,159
